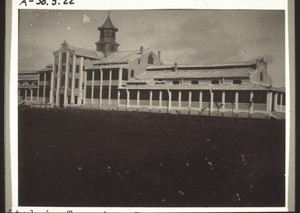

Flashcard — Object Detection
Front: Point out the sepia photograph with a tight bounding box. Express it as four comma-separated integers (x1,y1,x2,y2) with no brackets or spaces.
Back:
5,0,295,211
17,8,287,208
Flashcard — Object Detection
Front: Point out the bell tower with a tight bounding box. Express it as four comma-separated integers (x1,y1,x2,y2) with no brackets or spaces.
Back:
95,12,120,55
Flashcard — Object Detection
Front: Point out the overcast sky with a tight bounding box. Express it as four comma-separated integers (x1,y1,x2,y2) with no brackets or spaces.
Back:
19,9,285,87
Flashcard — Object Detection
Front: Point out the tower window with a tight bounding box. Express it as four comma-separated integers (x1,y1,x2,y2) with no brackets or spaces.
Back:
62,52,67,63
148,54,154,64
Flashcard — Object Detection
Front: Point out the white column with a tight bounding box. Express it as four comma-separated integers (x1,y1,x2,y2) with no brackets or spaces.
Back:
199,91,203,109
99,68,103,107
64,51,70,106
280,93,283,112
50,54,55,105
37,88,39,102
149,90,153,107
235,91,239,111
137,90,140,107
274,93,278,112
159,90,162,108
250,91,254,112
126,90,130,109
222,91,225,110
30,89,33,102
43,73,46,103
56,51,62,106
83,71,87,105
178,90,182,108
188,91,192,108
210,90,214,112
70,55,76,104
266,91,273,112
117,90,120,107
118,67,123,88
91,70,95,104
168,90,172,112
78,56,84,106
108,70,112,105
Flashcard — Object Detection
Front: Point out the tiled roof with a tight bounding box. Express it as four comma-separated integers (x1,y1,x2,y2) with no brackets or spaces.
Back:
126,83,272,91
18,73,39,81
147,61,257,70
130,68,253,81
67,44,104,59
95,49,151,65
85,65,127,70
98,15,118,31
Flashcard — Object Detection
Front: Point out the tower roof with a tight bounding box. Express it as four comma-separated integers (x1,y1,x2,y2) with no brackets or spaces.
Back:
98,14,118,31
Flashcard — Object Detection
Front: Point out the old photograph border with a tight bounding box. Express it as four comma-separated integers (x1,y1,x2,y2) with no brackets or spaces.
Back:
5,0,295,212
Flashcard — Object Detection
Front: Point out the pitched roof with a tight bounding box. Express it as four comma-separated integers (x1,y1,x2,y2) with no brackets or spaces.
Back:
147,61,257,70
67,44,104,60
95,49,151,65
125,83,272,91
98,15,118,31
129,67,253,81
18,72,39,81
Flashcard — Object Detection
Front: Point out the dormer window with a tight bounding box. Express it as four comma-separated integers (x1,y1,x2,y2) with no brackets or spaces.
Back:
211,80,219,84
191,80,198,85
259,71,264,81
173,80,180,85
233,80,242,84
148,54,154,64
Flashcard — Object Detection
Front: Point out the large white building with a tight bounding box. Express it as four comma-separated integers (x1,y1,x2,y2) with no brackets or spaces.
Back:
18,14,285,119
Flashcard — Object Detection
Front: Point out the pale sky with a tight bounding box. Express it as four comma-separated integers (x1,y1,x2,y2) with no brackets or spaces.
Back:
19,9,285,87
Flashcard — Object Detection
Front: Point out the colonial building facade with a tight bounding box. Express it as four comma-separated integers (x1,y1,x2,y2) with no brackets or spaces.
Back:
18,14,285,119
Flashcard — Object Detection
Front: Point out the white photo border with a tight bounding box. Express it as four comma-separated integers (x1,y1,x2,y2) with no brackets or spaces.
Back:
5,0,295,212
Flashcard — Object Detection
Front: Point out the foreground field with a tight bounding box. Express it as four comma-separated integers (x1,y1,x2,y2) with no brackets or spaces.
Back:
18,108,285,207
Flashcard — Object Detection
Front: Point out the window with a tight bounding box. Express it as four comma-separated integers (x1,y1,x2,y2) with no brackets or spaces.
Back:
75,79,79,89
148,54,154,64
233,80,242,84
103,71,110,80
112,70,119,80
130,70,134,78
55,65,58,73
87,71,93,80
60,75,65,87
82,83,85,89
46,73,51,81
86,86,92,98
75,96,78,104
138,59,141,65
39,73,44,81
69,78,72,88
62,65,66,72
211,80,219,84
62,52,67,63
94,71,100,80
69,65,73,73
191,80,198,85
173,80,180,85
122,69,128,80
259,71,264,81
76,65,80,73
55,79,57,88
